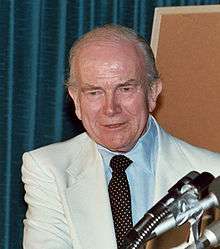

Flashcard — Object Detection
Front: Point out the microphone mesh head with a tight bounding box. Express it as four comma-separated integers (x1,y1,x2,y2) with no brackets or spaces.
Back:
209,176,220,207
192,172,214,193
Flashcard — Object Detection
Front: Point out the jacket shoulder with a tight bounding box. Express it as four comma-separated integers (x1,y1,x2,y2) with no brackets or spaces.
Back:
172,133,220,159
27,132,89,156
161,128,220,175
22,132,92,172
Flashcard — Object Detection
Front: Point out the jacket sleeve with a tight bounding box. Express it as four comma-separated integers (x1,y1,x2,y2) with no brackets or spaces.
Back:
22,152,73,249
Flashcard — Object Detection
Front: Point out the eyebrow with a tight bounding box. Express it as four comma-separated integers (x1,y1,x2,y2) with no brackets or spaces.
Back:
81,79,140,90
117,79,140,87
80,84,103,91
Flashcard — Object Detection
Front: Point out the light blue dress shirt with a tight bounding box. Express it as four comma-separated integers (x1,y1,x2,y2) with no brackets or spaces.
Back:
97,115,158,225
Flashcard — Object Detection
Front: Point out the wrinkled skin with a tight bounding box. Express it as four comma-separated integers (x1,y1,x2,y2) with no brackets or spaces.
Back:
69,40,162,152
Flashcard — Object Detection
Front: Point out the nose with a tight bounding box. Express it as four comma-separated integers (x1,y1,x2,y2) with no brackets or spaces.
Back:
103,93,122,116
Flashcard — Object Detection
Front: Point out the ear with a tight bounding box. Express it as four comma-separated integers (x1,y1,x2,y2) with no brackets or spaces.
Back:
147,79,162,112
68,86,82,120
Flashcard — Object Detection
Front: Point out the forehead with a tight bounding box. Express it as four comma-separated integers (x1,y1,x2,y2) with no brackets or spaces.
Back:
73,39,146,82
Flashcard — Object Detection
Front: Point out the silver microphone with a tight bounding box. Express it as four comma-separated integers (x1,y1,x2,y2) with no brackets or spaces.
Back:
124,171,200,247
124,172,215,249
152,176,220,242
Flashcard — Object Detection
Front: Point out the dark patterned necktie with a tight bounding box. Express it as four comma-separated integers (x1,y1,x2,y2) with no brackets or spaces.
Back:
108,155,133,249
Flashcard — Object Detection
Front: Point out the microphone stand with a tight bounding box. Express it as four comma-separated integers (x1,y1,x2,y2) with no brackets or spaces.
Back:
191,219,204,249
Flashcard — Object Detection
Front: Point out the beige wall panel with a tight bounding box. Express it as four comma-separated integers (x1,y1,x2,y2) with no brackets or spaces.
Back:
151,5,220,152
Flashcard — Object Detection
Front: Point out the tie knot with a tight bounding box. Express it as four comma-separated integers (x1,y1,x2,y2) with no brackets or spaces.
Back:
110,155,133,173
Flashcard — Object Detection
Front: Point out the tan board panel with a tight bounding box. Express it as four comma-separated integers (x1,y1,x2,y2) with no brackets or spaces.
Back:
151,6,220,152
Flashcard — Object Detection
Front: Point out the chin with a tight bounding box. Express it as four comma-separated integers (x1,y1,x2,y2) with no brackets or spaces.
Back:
93,133,134,152
102,141,132,152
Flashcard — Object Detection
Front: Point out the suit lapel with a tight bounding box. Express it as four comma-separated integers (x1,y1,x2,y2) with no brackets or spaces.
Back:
65,137,117,249
148,120,195,249
153,119,196,204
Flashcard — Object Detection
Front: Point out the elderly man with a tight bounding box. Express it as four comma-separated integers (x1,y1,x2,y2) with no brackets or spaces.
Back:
22,24,220,249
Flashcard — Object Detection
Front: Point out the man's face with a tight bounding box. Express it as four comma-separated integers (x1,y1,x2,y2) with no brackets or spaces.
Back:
69,40,161,152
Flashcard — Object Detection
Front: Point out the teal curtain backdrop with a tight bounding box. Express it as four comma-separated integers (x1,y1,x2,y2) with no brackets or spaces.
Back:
0,0,219,248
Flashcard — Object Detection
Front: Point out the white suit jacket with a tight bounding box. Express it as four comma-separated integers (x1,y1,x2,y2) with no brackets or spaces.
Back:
22,117,220,249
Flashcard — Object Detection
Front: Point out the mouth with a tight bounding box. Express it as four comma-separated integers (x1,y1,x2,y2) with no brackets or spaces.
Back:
102,122,126,129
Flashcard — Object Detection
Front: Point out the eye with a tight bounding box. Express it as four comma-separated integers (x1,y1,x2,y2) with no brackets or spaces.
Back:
122,87,131,91
86,89,103,96
89,91,99,95
119,85,135,93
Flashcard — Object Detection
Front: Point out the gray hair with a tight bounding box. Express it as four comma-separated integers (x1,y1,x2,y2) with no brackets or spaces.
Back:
67,24,159,89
